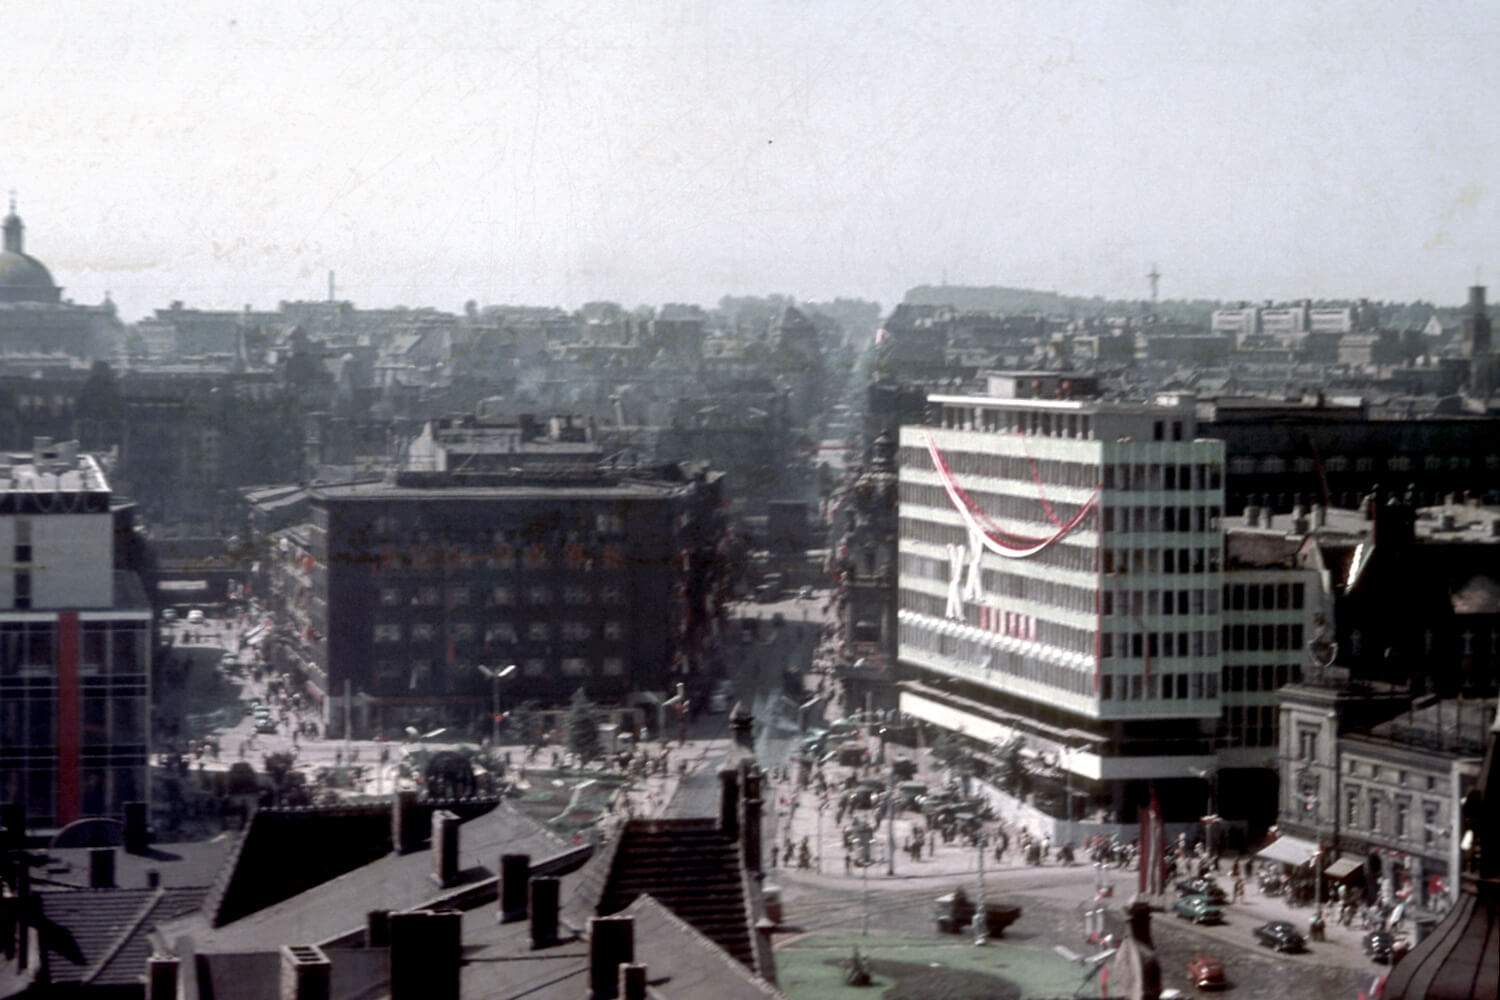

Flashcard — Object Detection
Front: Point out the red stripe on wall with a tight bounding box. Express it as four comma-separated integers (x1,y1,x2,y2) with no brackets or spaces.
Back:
56,611,80,826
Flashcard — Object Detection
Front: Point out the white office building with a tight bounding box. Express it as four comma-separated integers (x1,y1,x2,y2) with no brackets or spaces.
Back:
897,372,1227,825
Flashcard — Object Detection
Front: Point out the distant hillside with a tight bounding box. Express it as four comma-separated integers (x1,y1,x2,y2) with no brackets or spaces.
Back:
904,284,1219,325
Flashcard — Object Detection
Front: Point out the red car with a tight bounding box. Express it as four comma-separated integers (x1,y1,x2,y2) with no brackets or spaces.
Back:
1187,955,1226,990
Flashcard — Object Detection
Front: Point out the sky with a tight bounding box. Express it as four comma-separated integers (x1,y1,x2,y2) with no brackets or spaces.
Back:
4,0,1498,322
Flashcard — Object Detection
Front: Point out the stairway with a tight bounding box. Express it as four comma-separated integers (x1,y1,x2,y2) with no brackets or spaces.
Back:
598,818,752,967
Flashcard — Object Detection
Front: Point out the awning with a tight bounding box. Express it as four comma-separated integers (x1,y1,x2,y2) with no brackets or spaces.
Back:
1324,856,1363,880
1257,834,1320,866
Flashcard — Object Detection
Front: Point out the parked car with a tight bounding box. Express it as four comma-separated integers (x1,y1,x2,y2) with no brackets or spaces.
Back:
220,652,238,669
1253,921,1305,953
160,608,178,622
254,719,278,735
1176,877,1228,903
186,609,205,624
1186,955,1226,990
798,585,814,600
1361,930,1396,963
932,887,1021,936
1173,895,1225,925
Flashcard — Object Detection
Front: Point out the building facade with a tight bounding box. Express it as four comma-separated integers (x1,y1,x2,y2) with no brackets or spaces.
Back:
896,372,1227,825
277,462,727,738
0,441,151,828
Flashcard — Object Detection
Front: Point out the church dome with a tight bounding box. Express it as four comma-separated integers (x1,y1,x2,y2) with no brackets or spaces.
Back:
0,200,62,303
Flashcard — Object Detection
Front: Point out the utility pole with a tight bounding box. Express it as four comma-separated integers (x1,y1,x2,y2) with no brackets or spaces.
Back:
973,832,988,946
886,763,897,876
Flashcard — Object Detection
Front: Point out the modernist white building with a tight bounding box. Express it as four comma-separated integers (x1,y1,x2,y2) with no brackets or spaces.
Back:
896,372,1227,824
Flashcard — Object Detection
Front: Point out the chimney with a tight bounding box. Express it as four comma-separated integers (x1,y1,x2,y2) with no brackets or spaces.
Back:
279,945,331,1000
430,809,459,888
1440,511,1457,531
88,847,115,889
741,765,763,875
499,854,530,923
718,768,740,840
1263,511,1274,530
1291,502,1309,534
146,869,160,889
1312,504,1327,528
391,790,421,854
146,954,179,1000
588,916,634,1000
619,963,648,1000
1244,499,1260,527
123,801,148,854
366,909,390,947
530,876,560,949
389,911,461,1000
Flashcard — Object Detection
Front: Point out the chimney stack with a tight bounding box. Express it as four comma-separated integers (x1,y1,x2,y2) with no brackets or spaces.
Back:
741,765,763,874
430,810,459,888
146,954,179,1000
146,869,160,889
619,963,648,1000
588,916,635,1000
500,854,530,923
391,790,421,854
88,847,115,889
389,911,461,1000
279,945,331,1000
366,910,390,948
1312,504,1327,528
123,801,148,854
718,768,740,840
530,877,560,949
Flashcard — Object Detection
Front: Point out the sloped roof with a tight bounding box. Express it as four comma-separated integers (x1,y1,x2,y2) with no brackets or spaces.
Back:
37,886,208,986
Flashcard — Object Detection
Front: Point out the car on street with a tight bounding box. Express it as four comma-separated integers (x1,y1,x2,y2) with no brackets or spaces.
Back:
1253,921,1305,953
798,585,814,600
932,886,1021,936
1185,955,1226,989
220,652,238,669
1173,895,1225,925
1176,877,1228,903
186,609,205,624
160,608,177,622
254,719,278,735
1362,930,1397,963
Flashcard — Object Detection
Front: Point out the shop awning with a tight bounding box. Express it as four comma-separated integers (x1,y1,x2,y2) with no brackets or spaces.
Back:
1324,856,1363,880
1257,834,1320,866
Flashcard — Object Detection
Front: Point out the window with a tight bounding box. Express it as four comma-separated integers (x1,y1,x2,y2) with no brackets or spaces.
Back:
1298,729,1318,761
561,621,591,641
527,622,551,642
379,587,402,607
560,657,588,676
522,657,546,677
602,586,625,605
415,586,440,606
411,623,437,642
13,571,30,610
563,586,593,606
374,624,402,643
1369,797,1381,831
484,623,517,644
490,585,515,606
602,657,625,676
1347,789,1359,826
1395,801,1408,838
603,621,626,641
448,586,470,607
527,586,552,605
12,519,30,564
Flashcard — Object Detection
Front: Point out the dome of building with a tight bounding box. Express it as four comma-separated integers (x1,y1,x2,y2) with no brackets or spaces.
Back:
0,199,62,304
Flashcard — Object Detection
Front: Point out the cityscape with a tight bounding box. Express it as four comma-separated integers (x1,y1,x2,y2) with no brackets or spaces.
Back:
3,4,1500,1000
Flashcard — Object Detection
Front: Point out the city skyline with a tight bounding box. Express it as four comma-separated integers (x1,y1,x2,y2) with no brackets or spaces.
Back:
5,0,1499,322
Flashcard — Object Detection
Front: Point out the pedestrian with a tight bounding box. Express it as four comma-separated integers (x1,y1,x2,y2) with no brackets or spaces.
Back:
1233,877,1245,902
845,852,852,875
771,844,779,868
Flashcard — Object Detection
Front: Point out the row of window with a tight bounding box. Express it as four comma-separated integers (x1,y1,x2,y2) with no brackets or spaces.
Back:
900,448,1102,488
900,482,1092,528
1222,661,1303,692
899,622,1095,696
1103,546,1223,574
934,406,1097,439
364,540,630,574
373,620,627,644
1225,582,1306,611
371,655,626,692
377,584,628,608
899,593,1094,655
1228,454,1500,475
366,513,629,541
1222,623,1306,653
1099,630,1220,659
1101,505,1222,533
1220,704,1278,748
1102,463,1223,492
0,622,148,677
1103,588,1221,617
1098,669,1219,701
1342,787,1446,845
899,518,1097,573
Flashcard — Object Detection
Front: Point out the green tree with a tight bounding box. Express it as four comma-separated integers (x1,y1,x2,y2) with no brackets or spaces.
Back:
565,687,603,766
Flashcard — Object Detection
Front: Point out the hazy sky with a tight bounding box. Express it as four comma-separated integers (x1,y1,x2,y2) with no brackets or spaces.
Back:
5,1,1498,321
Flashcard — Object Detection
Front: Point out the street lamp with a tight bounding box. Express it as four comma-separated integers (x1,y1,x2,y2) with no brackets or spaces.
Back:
477,664,517,749
1189,766,1219,858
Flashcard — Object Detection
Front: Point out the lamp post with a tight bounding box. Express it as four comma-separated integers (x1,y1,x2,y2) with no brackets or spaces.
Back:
1189,766,1218,858
477,664,517,749
973,832,988,946
886,762,897,876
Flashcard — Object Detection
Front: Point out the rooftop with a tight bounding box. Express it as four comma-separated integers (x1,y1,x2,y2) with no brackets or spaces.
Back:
0,442,110,495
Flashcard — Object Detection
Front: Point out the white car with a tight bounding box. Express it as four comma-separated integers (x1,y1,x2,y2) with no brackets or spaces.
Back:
186,609,205,624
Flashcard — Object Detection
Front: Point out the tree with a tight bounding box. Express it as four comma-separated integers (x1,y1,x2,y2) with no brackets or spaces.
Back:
565,687,603,766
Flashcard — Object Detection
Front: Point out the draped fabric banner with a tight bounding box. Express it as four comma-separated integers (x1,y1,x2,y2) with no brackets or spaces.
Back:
923,432,1100,559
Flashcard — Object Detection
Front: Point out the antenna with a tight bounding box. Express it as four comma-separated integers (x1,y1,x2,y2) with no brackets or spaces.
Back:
1147,263,1161,306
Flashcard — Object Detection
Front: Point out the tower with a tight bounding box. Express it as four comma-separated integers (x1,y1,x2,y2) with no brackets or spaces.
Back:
1147,263,1161,307
1462,285,1491,358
